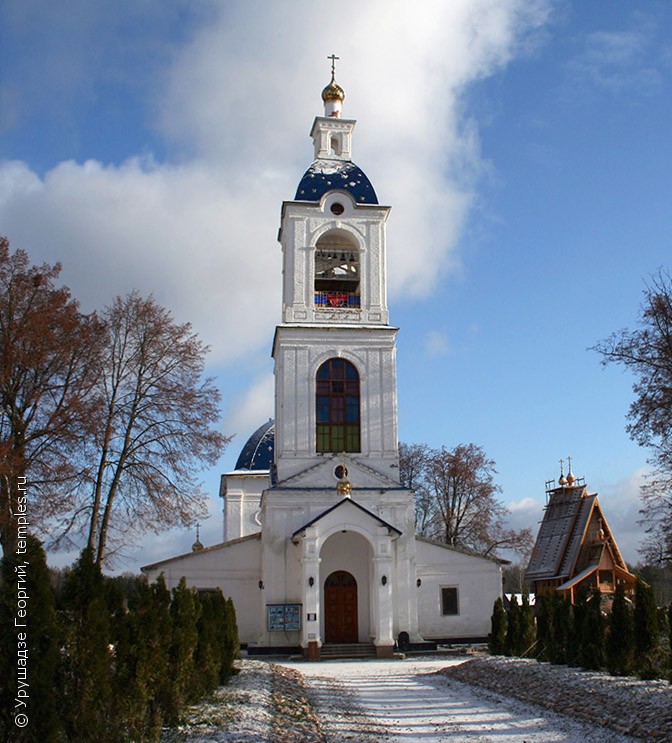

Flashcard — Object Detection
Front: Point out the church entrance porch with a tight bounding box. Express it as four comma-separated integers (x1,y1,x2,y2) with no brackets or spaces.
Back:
318,530,371,644
324,570,358,643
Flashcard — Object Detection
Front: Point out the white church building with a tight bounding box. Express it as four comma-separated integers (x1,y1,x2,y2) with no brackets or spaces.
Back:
142,68,503,658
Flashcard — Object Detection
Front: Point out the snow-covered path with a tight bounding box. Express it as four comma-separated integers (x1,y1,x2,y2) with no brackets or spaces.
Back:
280,657,638,742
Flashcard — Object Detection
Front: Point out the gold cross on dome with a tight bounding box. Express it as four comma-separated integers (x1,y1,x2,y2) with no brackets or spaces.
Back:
327,54,340,77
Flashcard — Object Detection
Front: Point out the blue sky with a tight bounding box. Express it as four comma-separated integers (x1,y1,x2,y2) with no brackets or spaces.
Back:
1,1,670,572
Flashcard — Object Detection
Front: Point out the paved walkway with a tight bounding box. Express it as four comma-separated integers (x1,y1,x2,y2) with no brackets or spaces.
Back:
279,657,637,742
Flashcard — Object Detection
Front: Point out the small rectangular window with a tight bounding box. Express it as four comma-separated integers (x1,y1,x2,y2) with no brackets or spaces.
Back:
441,587,459,616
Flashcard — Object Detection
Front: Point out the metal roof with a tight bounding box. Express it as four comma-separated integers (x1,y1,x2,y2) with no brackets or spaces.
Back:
295,160,378,204
234,419,275,471
526,485,587,580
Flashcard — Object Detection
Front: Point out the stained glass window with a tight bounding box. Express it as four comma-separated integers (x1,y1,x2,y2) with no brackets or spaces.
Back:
316,358,360,453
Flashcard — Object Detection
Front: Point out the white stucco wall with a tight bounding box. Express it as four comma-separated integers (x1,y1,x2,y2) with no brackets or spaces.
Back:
278,194,390,327
142,535,264,644
220,472,269,541
272,325,400,483
415,538,503,640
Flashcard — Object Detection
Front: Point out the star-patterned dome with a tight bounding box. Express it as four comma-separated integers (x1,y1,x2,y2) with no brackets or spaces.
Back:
295,160,378,204
234,419,275,471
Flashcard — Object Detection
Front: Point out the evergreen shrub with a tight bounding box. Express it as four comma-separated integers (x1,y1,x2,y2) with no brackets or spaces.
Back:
488,597,507,655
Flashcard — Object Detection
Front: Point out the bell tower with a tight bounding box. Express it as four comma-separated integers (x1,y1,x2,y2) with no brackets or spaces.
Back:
273,63,400,484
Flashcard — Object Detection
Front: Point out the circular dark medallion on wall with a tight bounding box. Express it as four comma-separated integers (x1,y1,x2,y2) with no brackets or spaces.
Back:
334,465,348,479
330,202,345,215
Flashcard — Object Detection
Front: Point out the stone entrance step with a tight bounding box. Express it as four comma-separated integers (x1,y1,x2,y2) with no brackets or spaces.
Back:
320,642,377,659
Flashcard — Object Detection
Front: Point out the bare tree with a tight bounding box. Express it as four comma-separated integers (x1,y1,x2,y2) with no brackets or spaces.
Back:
0,237,102,556
398,442,435,536
63,292,229,566
399,441,533,558
594,270,672,565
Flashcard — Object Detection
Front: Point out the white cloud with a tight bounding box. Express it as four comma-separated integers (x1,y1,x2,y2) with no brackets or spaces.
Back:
0,156,282,364
568,28,662,96
224,372,275,445
592,467,649,565
508,496,538,513
0,0,552,373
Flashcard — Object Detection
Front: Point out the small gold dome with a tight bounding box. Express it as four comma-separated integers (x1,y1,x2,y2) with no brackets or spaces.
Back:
336,477,352,495
322,77,345,103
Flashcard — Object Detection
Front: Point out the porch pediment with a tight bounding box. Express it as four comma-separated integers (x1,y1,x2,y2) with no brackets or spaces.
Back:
291,497,402,540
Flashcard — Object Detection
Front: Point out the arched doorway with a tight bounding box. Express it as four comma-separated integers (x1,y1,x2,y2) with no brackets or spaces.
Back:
324,570,358,643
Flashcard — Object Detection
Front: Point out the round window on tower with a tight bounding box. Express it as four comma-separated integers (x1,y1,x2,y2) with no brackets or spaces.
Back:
330,202,345,215
334,465,348,479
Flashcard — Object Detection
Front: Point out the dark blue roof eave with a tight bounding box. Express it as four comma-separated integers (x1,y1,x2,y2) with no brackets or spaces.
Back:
295,159,378,204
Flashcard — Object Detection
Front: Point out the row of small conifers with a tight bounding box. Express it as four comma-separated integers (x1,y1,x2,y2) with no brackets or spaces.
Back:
0,536,239,742
489,581,672,679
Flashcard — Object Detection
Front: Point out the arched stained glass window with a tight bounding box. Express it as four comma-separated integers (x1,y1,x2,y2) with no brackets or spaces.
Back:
316,358,360,453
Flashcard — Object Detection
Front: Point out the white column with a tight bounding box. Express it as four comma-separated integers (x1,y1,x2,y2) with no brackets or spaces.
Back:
300,531,322,650
372,536,395,655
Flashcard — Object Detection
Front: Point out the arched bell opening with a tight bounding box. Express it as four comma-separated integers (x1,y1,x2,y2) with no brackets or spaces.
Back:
314,230,360,309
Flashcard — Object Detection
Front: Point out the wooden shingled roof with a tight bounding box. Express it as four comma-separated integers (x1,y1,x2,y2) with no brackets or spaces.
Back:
525,482,628,583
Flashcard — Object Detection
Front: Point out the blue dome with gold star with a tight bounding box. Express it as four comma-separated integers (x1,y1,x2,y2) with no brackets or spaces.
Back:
295,160,378,204
234,419,275,471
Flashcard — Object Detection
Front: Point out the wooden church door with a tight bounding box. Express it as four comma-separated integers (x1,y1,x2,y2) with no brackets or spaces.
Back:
324,570,358,643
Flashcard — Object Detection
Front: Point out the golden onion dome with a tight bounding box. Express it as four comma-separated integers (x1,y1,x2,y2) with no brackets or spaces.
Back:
322,76,345,103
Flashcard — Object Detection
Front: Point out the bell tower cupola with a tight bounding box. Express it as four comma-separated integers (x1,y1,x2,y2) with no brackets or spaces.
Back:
273,60,399,483
278,58,389,328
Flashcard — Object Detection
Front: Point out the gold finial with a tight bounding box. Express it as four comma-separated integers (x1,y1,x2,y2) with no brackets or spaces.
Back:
337,477,352,496
191,522,204,552
558,458,567,486
566,455,576,486
322,54,345,105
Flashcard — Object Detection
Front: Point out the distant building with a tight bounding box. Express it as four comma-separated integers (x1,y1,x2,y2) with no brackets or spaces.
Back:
525,462,637,604
142,66,504,658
